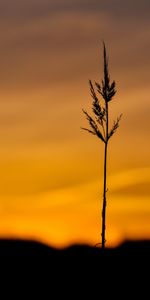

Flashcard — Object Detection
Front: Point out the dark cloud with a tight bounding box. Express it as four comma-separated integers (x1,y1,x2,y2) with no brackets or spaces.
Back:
0,0,150,19
99,0,150,19
0,0,99,19
0,0,150,91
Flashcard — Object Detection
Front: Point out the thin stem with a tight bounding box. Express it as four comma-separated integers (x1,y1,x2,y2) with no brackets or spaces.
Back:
101,101,108,250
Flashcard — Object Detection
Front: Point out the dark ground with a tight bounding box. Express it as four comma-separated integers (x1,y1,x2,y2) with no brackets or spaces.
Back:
0,238,149,297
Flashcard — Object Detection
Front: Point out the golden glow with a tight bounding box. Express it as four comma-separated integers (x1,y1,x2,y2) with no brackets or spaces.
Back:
0,1,150,248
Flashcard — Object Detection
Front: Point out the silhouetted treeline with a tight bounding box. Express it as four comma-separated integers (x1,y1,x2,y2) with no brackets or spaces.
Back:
0,239,149,298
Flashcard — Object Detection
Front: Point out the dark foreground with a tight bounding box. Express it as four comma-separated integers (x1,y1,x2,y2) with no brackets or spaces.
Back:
0,239,149,297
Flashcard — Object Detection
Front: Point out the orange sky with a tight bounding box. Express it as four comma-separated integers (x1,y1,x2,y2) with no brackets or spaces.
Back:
0,0,150,248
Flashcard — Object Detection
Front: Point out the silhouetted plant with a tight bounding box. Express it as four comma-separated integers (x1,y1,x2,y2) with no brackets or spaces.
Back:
82,43,122,250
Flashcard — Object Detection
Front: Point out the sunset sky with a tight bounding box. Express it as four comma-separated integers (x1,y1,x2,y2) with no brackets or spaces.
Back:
0,0,150,248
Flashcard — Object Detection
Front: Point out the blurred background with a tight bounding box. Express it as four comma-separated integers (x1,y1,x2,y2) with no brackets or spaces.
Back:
0,0,150,247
